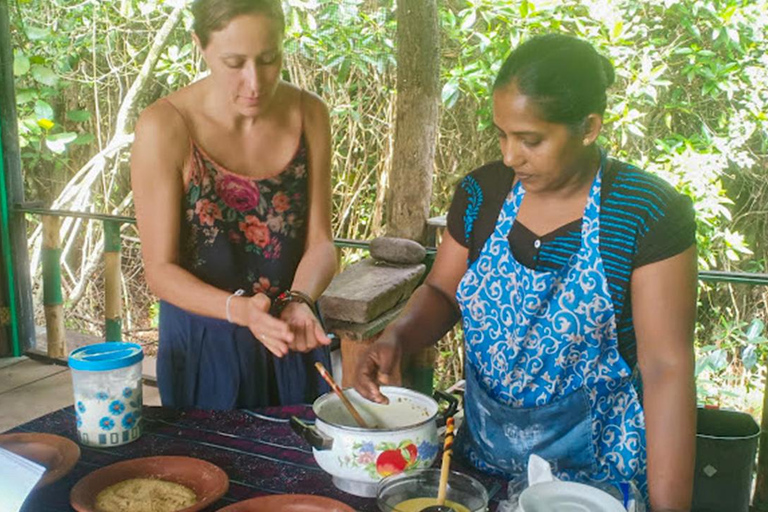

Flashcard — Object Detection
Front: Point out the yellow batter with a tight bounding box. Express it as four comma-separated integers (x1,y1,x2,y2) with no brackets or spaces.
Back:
393,497,471,512
95,477,197,512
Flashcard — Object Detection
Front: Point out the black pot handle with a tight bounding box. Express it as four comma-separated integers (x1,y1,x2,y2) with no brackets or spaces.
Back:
290,416,334,451
433,389,459,428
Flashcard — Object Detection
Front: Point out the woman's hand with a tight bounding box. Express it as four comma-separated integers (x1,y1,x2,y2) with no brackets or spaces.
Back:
234,293,294,357
279,301,332,353
354,334,403,405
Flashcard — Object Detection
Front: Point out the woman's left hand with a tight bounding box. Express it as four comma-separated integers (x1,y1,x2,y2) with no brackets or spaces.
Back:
279,301,332,353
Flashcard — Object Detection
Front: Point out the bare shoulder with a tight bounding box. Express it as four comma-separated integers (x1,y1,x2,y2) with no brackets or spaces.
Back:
300,88,330,126
132,95,192,176
135,97,188,145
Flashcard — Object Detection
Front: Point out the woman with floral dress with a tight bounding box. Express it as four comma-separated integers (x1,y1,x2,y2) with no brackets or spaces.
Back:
355,34,697,510
131,0,336,409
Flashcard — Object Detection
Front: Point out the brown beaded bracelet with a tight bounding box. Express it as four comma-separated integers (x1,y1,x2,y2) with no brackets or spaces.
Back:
271,289,318,318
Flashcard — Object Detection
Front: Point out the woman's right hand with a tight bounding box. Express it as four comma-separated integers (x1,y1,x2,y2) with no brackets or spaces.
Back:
354,334,403,405
233,293,295,358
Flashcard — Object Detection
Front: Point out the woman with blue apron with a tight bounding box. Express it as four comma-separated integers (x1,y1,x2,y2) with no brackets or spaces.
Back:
355,34,696,511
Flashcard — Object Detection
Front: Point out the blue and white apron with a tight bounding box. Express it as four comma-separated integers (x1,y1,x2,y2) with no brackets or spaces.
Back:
455,158,647,497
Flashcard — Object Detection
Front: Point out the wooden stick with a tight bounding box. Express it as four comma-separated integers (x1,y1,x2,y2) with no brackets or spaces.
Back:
42,216,65,359
314,362,371,428
437,416,455,505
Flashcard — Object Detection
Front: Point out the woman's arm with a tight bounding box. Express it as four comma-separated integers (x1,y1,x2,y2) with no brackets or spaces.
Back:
278,91,337,352
632,244,697,511
289,91,337,300
131,101,293,355
354,232,469,403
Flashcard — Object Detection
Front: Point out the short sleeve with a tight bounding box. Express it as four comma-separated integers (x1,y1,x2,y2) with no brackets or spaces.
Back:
446,176,472,247
634,190,696,267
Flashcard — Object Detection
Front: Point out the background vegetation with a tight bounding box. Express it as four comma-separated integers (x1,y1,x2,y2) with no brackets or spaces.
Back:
9,0,768,418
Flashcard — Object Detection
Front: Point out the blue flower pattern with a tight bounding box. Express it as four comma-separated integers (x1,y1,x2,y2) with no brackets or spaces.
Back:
122,387,133,398
122,412,137,429
99,417,115,431
417,440,438,461
95,391,109,401
77,401,86,413
109,400,125,415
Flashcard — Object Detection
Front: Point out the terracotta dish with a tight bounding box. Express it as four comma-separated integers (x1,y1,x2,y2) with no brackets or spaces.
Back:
218,494,356,512
0,432,81,488
69,455,229,512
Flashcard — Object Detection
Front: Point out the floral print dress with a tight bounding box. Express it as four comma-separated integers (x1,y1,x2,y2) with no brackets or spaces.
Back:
156,132,331,410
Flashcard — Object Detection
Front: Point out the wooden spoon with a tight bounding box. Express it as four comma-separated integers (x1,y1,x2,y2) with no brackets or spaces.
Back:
422,416,456,512
314,362,371,429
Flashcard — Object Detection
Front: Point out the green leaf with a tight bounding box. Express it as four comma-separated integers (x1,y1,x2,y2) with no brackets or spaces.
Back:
742,345,757,371
460,10,476,30
31,65,58,87
25,26,50,40
45,132,77,154
745,319,764,342
16,90,36,104
72,133,95,145
14,53,30,76
34,100,54,121
66,110,91,122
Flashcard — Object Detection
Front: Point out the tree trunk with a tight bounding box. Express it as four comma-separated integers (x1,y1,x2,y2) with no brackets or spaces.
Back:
386,0,440,243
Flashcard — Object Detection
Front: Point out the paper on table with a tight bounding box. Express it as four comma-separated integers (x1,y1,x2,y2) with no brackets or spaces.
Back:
0,446,47,512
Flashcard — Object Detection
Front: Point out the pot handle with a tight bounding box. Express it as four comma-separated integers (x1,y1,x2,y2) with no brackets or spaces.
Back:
290,416,334,451
433,389,459,428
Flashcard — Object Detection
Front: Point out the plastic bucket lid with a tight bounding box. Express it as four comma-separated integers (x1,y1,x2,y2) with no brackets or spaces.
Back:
68,342,143,371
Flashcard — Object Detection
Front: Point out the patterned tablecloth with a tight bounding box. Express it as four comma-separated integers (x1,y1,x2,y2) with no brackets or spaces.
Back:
10,405,504,511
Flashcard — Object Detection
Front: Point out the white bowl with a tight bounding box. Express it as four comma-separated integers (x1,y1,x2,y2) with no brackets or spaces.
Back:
519,481,625,512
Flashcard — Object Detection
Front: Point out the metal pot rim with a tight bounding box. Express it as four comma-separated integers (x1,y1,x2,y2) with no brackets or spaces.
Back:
313,386,438,433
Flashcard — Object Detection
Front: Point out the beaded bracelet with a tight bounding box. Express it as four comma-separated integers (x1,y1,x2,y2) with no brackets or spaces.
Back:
271,289,318,318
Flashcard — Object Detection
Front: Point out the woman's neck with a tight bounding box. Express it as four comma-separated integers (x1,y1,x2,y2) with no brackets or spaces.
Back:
526,146,601,202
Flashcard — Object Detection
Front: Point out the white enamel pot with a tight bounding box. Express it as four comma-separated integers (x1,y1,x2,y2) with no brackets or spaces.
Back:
291,387,458,498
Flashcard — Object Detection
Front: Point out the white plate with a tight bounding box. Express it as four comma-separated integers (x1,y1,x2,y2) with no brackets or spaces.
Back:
519,481,625,512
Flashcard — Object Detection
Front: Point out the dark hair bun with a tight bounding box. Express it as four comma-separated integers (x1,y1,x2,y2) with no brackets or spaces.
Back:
494,34,614,124
599,55,615,89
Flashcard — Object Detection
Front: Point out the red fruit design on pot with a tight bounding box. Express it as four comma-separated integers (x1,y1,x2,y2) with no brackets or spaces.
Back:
375,441,419,477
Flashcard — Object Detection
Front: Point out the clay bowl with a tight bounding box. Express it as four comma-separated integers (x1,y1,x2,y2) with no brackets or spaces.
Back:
69,455,228,512
0,433,81,488
219,494,356,512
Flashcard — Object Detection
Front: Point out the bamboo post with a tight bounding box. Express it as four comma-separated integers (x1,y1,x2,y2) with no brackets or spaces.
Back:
42,215,65,358
103,220,122,341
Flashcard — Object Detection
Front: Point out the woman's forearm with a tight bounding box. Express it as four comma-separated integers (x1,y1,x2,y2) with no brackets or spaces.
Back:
387,282,462,354
290,240,337,300
641,359,696,511
145,262,238,321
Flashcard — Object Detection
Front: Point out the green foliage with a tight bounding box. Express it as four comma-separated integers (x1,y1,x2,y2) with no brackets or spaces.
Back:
11,0,768,415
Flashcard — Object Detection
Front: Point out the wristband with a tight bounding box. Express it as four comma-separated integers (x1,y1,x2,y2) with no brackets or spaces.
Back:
271,289,317,317
226,289,245,323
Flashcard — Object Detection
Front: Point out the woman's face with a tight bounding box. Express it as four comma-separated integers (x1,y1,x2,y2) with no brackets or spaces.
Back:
492,83,597,194
200,13,283,116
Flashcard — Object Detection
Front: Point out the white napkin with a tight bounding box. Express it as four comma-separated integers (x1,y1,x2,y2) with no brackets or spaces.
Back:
0,446,47,512
526,453,555,486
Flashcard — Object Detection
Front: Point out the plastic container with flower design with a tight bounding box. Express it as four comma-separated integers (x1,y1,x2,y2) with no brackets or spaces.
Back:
68,342,144,447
